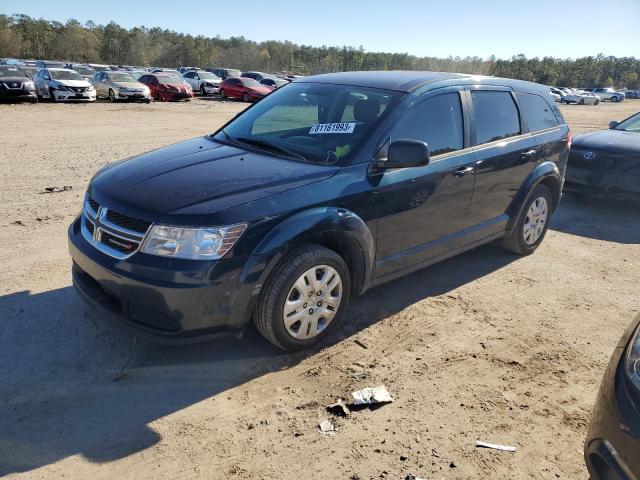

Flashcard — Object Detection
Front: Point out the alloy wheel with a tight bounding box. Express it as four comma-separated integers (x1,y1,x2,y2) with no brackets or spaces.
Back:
283,265,343,340
523,196,548,245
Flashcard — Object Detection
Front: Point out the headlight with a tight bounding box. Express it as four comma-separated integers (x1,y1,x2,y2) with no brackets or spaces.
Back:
625,324,640,392
54,84,68,91
24,81,35,90
88,85,95,91
140,223,247,260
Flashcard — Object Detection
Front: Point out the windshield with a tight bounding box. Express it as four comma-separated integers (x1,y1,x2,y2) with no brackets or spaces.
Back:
198,72,219,80
0,67,27,78
51,70,84,81
615,112,640,132
109,73,135,82
157,75,181,84
74,66,95,76
214,82,402,164
240,78,262,87
129,71,144,79
226,69,241,77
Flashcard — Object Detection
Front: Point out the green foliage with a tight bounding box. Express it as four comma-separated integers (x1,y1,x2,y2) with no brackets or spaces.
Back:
1,14,638,87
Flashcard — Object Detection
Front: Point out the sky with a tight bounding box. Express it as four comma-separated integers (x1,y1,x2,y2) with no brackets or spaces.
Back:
2,0,639,59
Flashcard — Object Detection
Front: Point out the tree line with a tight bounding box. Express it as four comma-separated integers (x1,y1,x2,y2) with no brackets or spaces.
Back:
1,14,638,89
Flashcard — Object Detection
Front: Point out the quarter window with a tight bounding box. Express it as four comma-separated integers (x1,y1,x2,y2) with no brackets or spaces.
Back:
517,93,559,132
391,92,464,156
471,91,521,145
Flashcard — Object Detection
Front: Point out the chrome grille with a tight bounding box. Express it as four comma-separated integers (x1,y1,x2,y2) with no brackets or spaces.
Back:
81,197,151,259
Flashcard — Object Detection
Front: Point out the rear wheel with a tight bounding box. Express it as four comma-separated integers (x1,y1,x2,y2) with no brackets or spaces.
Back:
255,244,351,351
502,184,552,255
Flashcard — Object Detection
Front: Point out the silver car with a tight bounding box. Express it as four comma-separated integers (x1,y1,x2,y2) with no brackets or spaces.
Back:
182,70,221,96
564,90,600,105
33,68,96,102
92,71,152,102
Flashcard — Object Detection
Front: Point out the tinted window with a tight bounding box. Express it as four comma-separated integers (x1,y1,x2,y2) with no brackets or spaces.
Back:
184,71,195,79
391,92,464,156
517,93,559,132
471,91,521,144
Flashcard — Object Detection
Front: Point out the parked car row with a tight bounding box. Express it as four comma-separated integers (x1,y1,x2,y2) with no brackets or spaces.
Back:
547,86,636,105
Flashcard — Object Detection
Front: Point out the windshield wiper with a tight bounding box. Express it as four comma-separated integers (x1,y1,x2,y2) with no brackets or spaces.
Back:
235,137,307,162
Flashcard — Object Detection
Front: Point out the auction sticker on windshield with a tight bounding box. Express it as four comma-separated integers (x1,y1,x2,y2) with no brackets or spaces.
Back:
309,123,356,134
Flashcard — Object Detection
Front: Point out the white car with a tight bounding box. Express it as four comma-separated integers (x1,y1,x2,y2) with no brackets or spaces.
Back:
563,90,600,105
33,68,96,102
182,70,221,96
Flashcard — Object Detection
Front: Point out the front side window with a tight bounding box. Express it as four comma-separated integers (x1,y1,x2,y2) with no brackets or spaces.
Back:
214,82,403,164
471,90,521,145
517,93,559,132
390,92,464,157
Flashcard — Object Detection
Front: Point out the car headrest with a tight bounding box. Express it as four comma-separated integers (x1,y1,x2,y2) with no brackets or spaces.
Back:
354,98,381,123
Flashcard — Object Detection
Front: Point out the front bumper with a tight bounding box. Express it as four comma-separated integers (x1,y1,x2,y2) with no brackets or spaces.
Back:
159,90,193,101
585,316,640,480
0,88,37,101
117,90,152,101
54,89,96,102
201,84,219,95
68,216,258,343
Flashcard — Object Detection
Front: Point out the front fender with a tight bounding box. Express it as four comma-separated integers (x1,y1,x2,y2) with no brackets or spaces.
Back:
506,161,561,230
226,207,376,329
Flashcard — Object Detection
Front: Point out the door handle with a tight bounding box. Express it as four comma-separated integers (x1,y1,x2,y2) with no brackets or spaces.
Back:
520,149,537,159
454,166,474,177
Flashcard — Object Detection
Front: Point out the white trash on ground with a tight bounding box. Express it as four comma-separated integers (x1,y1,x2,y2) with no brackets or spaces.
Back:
475,440,517,452
351,385,394,406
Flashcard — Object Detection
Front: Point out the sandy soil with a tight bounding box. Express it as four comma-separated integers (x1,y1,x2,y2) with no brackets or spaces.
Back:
1,98,639,480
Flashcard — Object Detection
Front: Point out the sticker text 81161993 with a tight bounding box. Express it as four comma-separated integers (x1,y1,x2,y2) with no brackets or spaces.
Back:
309,122,356,135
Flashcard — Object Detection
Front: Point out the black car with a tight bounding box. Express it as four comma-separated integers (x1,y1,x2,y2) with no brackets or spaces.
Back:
68,71,570,350
565,112,640,201
586,314,640,480
0,65,37,103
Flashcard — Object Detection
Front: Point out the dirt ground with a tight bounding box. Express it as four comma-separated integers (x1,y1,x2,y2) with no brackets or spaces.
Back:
1,97,639,480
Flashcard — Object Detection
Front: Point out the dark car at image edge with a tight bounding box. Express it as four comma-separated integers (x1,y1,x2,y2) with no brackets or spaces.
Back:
565,111,640,202
0,65,37,102
68,71,571,351
586,313,640,480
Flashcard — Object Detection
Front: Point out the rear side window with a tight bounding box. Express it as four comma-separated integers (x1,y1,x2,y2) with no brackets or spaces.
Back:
517,93,559,132
392,92,464,156
471,91,520,145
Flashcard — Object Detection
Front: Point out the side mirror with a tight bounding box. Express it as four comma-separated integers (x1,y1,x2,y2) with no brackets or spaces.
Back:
609,120,619,129
381,139,430,169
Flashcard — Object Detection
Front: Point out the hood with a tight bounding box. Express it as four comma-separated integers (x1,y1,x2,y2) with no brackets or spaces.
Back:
573,129,640,156
57,79,91,88
249,86,272,95
113,81,146,89
90,137,338,220
0,76,30,84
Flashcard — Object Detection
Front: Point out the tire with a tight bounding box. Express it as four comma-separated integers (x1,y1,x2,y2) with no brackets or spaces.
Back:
108,89,116,102
200,85,207,96
502,184,553,255
595,99,600,105
243,92,250,103
220,89,226,99
579,99,584,105
611,96,619,103
30,97,38,104
255,244,351,351
49,88,57,103
144,99,151,104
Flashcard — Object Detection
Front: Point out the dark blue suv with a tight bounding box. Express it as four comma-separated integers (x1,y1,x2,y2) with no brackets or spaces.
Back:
68,71,570,350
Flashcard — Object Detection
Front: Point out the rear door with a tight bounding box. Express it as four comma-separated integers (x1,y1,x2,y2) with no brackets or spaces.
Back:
463,87,538,243
374,88,477,278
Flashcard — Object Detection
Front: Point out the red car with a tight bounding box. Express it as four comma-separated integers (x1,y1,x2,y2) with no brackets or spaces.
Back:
138,73,193,101
219,77,272,102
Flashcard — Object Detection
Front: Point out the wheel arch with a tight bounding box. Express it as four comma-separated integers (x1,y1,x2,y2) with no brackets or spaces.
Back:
506,161,561,231
226,207,376,330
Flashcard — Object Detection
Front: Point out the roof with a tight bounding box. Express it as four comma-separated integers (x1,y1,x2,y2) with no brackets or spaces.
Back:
295,71,468,92
294,70,550,95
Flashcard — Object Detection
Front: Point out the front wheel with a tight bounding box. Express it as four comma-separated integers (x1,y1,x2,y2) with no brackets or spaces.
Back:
109,89,116,102
595,99,600,105
579,98,585,105
49,88,57,103
502,184,552,255
200,85,207,96
243,92,250,103
220,89,226,99
255,244,351,351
